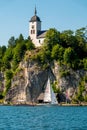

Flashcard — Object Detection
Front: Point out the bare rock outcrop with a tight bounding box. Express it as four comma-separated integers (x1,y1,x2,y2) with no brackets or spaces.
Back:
4,60,87,104
5,61,54,104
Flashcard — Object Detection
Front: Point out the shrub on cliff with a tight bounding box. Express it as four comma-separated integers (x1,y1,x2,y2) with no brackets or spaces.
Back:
25,40,35,50
51,44,64,61
5,70,13,80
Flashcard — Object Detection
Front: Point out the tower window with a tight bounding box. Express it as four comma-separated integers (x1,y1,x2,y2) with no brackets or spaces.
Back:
31,30,35,34
31,30,33,34
33,30,35,34
32,25,34,29
39,40,40,43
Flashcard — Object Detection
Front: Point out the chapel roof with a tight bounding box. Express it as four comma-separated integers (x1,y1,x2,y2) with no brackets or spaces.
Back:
30,15,41,22
30,7,41,22
37,30,47,38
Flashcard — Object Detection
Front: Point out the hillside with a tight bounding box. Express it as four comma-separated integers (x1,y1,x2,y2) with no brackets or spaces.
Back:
0,28,87,104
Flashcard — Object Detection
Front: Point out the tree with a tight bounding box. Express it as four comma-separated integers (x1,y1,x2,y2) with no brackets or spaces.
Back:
3,60,11,70
2,47,13,69
44,28,60,50
12,43,26,70
1,46,6,55
75,27,87,41
26,40,35,50
60,30,76,48
0,46,6,59
51,44,64,61
17,34,24,43
75,27,87,58
8,36,16,48
3,48,13,61
64,47,77,65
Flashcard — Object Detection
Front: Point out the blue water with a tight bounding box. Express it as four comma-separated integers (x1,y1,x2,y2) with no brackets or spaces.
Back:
0,106,87,130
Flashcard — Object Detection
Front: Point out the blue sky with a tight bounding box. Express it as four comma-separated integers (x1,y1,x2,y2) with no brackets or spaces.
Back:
0,0,87,46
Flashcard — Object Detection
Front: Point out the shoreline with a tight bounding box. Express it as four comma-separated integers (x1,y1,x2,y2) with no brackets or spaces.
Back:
1,102,87,106
59,103,87,106
1,100,87,107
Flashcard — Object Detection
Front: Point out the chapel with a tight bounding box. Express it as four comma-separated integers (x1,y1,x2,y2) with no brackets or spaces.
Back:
29,7,47,47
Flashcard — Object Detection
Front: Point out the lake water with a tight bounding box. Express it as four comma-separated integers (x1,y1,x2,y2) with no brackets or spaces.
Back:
0,106,87,130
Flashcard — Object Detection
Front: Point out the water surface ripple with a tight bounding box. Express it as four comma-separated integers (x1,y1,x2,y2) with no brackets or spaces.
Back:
0,106,87,130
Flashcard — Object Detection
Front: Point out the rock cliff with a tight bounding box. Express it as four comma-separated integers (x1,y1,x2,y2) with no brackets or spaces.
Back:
5,60,55,104
53,62,87,102
0,60,87,104
0,72,4,96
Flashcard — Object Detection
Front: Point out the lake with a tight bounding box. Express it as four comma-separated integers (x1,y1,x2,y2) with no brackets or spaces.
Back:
0,105,87,130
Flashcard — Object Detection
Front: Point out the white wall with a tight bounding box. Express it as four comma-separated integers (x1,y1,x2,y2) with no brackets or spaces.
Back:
36,38,45,47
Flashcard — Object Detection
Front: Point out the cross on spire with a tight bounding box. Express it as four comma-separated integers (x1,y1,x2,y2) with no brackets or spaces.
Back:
35,6,37,15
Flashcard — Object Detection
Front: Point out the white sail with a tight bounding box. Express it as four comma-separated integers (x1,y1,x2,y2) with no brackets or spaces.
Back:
44,78,58,105
44,78,51,103
51,86,58,104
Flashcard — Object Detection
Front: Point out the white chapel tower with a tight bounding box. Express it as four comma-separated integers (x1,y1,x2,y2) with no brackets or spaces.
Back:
29,8,47,47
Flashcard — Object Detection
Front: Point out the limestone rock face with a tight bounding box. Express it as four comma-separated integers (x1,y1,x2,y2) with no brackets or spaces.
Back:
5,61,50,104
53,62,87,101
0,72,5,93
4,60,87,104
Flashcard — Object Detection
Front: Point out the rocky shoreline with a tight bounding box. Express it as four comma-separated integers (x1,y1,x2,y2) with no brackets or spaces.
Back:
1,102,87,106
60,102,87,106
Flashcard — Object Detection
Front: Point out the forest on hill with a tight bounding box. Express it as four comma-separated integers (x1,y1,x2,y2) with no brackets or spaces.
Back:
1,27,87,72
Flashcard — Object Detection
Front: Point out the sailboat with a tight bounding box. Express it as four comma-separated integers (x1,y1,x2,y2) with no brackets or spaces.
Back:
43,78,58,105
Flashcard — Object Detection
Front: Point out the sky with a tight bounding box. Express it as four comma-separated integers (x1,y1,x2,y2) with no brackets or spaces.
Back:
0,0,87,46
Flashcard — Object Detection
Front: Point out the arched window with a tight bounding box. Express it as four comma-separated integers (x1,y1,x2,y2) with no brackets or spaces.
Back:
31,30,32,34
33,30,35,34
32,25,34,29
39,40,40,43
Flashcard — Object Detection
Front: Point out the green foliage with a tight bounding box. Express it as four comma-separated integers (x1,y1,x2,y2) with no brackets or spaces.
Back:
3,60,11,69
31,47,51,66
5,80,11,93
1,27,86,72
60,30,75,47
5,70,13,80
0,46,6,58
51,44,64,60
75,79,85,102
64,47,77,63
17,34,24,43
8,36,16,48
79,81,85,93
25,40,35,50
2,48,13,69
75,27,87,39
44,28,60,50
76,93,84,102
84,95,87,102
37,50,47,64
52,81,60,93
84,75,87,82
83,58,87,70
72,74,87,103
43,27,87,70
4,70,13,95
3,48,13,61
12,42,26,70
59,69,70,77
63,47,79,69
